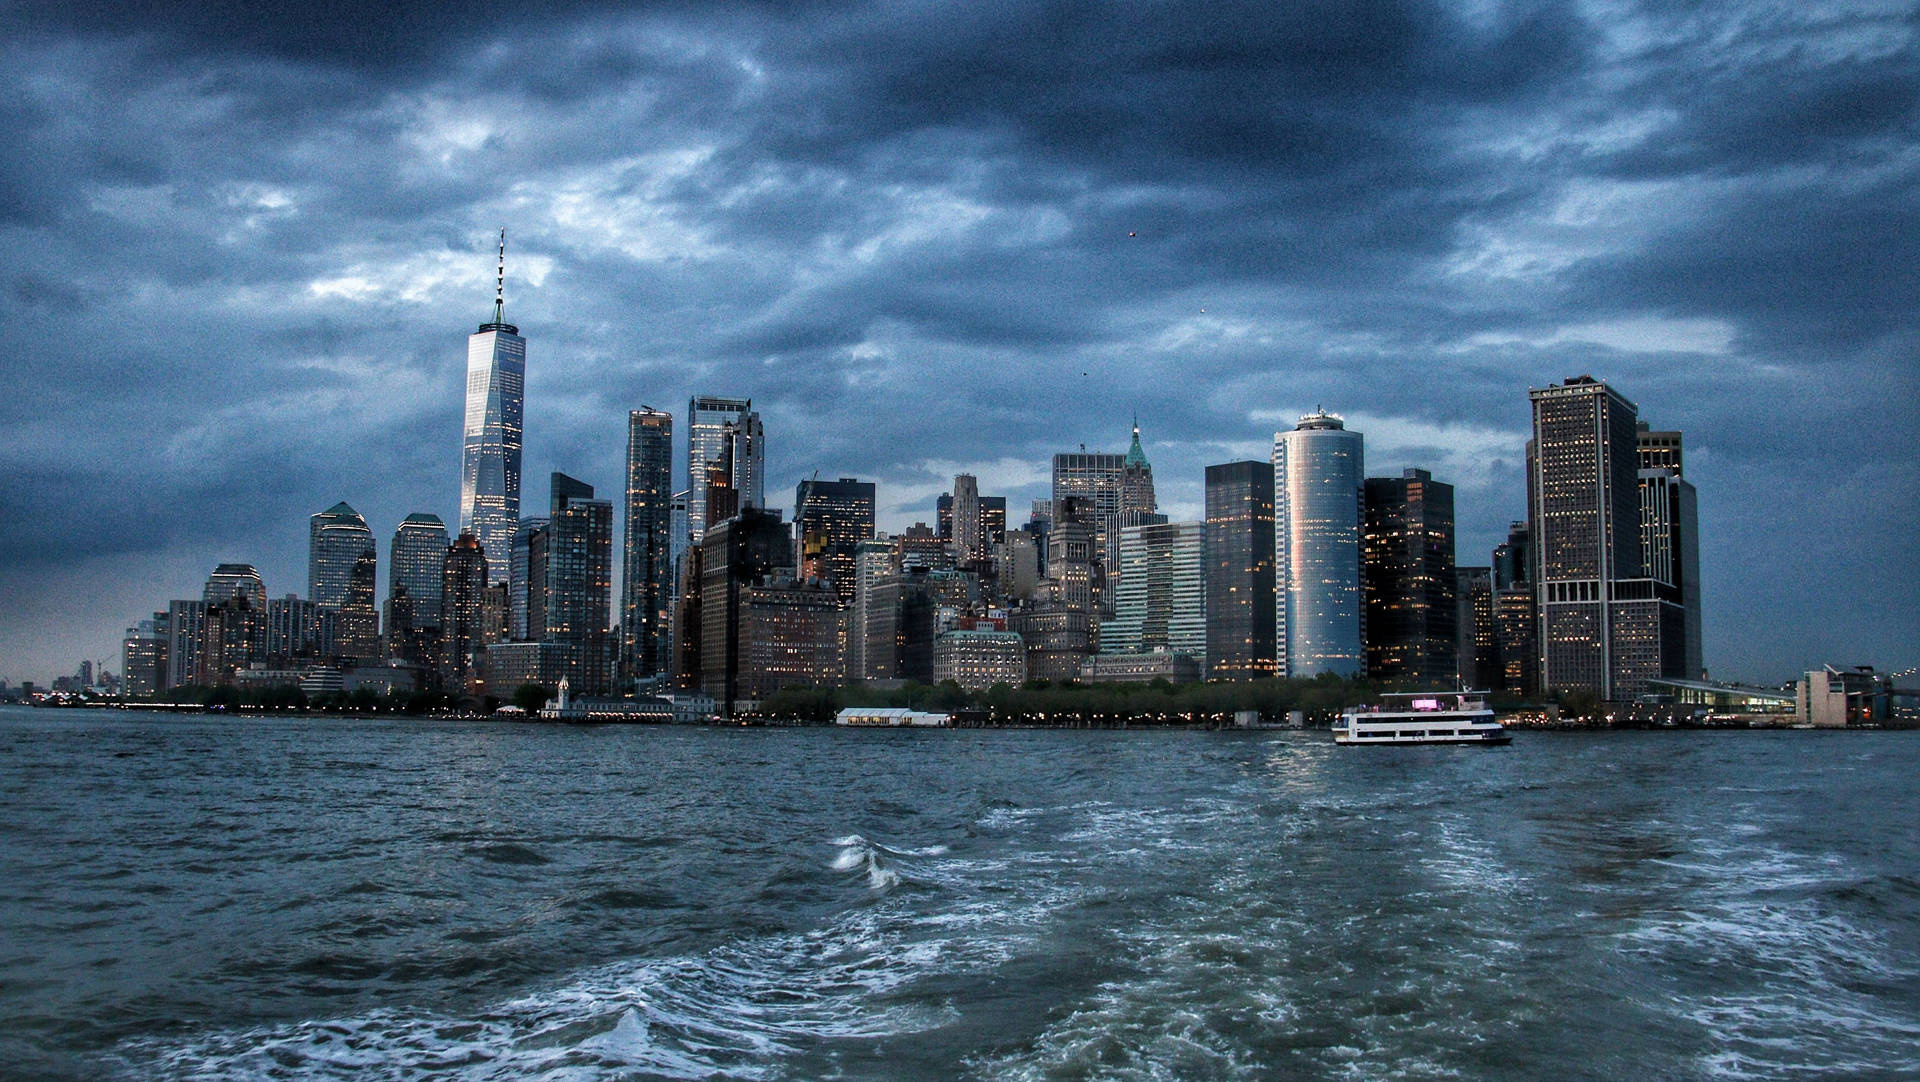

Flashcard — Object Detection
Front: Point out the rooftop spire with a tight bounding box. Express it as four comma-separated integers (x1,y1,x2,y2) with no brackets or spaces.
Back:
494,227,506,325
1124,414,1149,468
478,228,519,334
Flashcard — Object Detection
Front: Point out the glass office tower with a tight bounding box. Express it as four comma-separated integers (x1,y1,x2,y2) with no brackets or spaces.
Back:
623,408,674,681
459,230,525,585
1274,411,1365,677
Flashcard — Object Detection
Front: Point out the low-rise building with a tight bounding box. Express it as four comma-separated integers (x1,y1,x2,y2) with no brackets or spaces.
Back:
932,629,1026,692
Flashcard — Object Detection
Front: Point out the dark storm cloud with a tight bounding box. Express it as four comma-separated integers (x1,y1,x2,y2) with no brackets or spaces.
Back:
0,0,1914,683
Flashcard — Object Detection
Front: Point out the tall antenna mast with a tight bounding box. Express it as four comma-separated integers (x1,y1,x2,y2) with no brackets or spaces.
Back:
494,227,506,325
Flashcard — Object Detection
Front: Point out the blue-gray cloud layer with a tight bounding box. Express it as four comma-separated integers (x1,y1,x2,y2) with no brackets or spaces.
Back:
2,0,1915,684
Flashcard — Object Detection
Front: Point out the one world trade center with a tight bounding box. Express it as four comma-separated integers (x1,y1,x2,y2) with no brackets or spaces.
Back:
459,229,525,584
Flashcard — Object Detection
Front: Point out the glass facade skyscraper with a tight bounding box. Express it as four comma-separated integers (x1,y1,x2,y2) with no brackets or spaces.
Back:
1102,520,1206,665
545,473,614,693
795,476,875,605
686,395,753,541
1274,411,1365,677
309,502,374,610
623,408,674,681
1204,460,1277,680
388,514,449,629
1362,468,1457,684
459,231,525,585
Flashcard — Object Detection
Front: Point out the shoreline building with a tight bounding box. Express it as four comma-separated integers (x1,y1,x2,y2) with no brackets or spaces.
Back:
1204,460,1277,680
459,230,526,585
1102,520,1206,668
1529,377,1639,697
1362,468,1457,685
544,473,614,694
622,408,674,683
686,395,754,542
310,502,378,663
1527,376,1702,700
796,477,876,605
1274,411,1365,677
440,532,489,692
388,514,448,668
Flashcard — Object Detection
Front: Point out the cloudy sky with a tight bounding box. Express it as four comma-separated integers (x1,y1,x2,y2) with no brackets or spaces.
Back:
2,0,1915,686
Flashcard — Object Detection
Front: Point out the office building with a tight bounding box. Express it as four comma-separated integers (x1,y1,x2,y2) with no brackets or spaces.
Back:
545,473,614,694
795,476,876,604
441,531,489,691
1637,423,1703,682
861,571,938,685
694,507,793,714
1491,521,1536,696
165,599,207,689
1455,566,1497,690
952,474,982,565
849,536,897,681
686,395,753,540
623,408,674,681
1204,460,1277,680
1527,376,1641,698
388,514,449,630
509,516,549,641
122,612,170,697
1102,521,1206,668
1362,468,1457,684
203,564,267,610
737,579,846,703
459,230,526,584
933,630,1027,692
1274,411,1365,677
309,502,374,610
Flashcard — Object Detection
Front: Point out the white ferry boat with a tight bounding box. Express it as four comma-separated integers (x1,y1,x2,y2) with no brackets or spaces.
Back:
1334,692,1510,746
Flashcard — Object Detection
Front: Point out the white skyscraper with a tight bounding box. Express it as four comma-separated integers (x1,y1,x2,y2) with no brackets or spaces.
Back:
459,230,525,584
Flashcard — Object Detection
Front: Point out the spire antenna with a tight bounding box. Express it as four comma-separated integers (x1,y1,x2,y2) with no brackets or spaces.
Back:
494,227,506,325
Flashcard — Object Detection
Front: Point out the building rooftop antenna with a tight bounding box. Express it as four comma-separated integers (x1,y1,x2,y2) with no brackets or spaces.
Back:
494,227,506,325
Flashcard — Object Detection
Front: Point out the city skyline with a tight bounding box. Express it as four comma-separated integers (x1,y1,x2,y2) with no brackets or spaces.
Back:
2,2,1916,686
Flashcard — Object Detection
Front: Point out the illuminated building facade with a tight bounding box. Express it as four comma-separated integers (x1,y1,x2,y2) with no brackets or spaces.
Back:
1362,468,1456,684
1203,460,1276,680
459,231,525,584
623,408,674,681
1274,411,1365,677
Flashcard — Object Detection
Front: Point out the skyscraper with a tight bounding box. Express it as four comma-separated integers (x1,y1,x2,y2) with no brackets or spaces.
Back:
440,532,489,691
545,473,614,694
203,563,267,609
623,408,674,682
1362,468,1457,684
1528,377,1641,698
1455,566,1497,691
1638,423,1703,681
309,502,374,608
795,477,876,605
952,474,982,565
509,516,549,641
1274,411,1365,677
388,514,449,629
459,230,526,584
308,502,379,660
1102,520,1206,665
1204,460,1277,680
686,395,752,541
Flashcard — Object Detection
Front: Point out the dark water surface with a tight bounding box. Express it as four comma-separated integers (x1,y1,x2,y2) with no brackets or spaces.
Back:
2,706,1916,1080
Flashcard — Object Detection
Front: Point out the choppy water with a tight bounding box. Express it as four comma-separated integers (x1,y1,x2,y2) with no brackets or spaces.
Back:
1,707,1916,1081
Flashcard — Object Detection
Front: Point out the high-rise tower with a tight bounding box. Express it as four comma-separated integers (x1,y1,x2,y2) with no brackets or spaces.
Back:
1274,411,1365,677
623,408,674,681
545,473,614,694
686,395,753,541
459,230,526,585
1362,468,1457,684
1527,376,1640,698
1204,460,1277,680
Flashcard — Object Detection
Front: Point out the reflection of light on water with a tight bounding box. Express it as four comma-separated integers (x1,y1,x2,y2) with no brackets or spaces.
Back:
1259,734,1334,796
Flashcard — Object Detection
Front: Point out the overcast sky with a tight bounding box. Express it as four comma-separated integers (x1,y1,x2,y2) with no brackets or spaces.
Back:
2,0,1915,686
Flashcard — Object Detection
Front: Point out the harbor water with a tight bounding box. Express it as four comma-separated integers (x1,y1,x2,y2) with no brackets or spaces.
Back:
2,706,1916,1080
